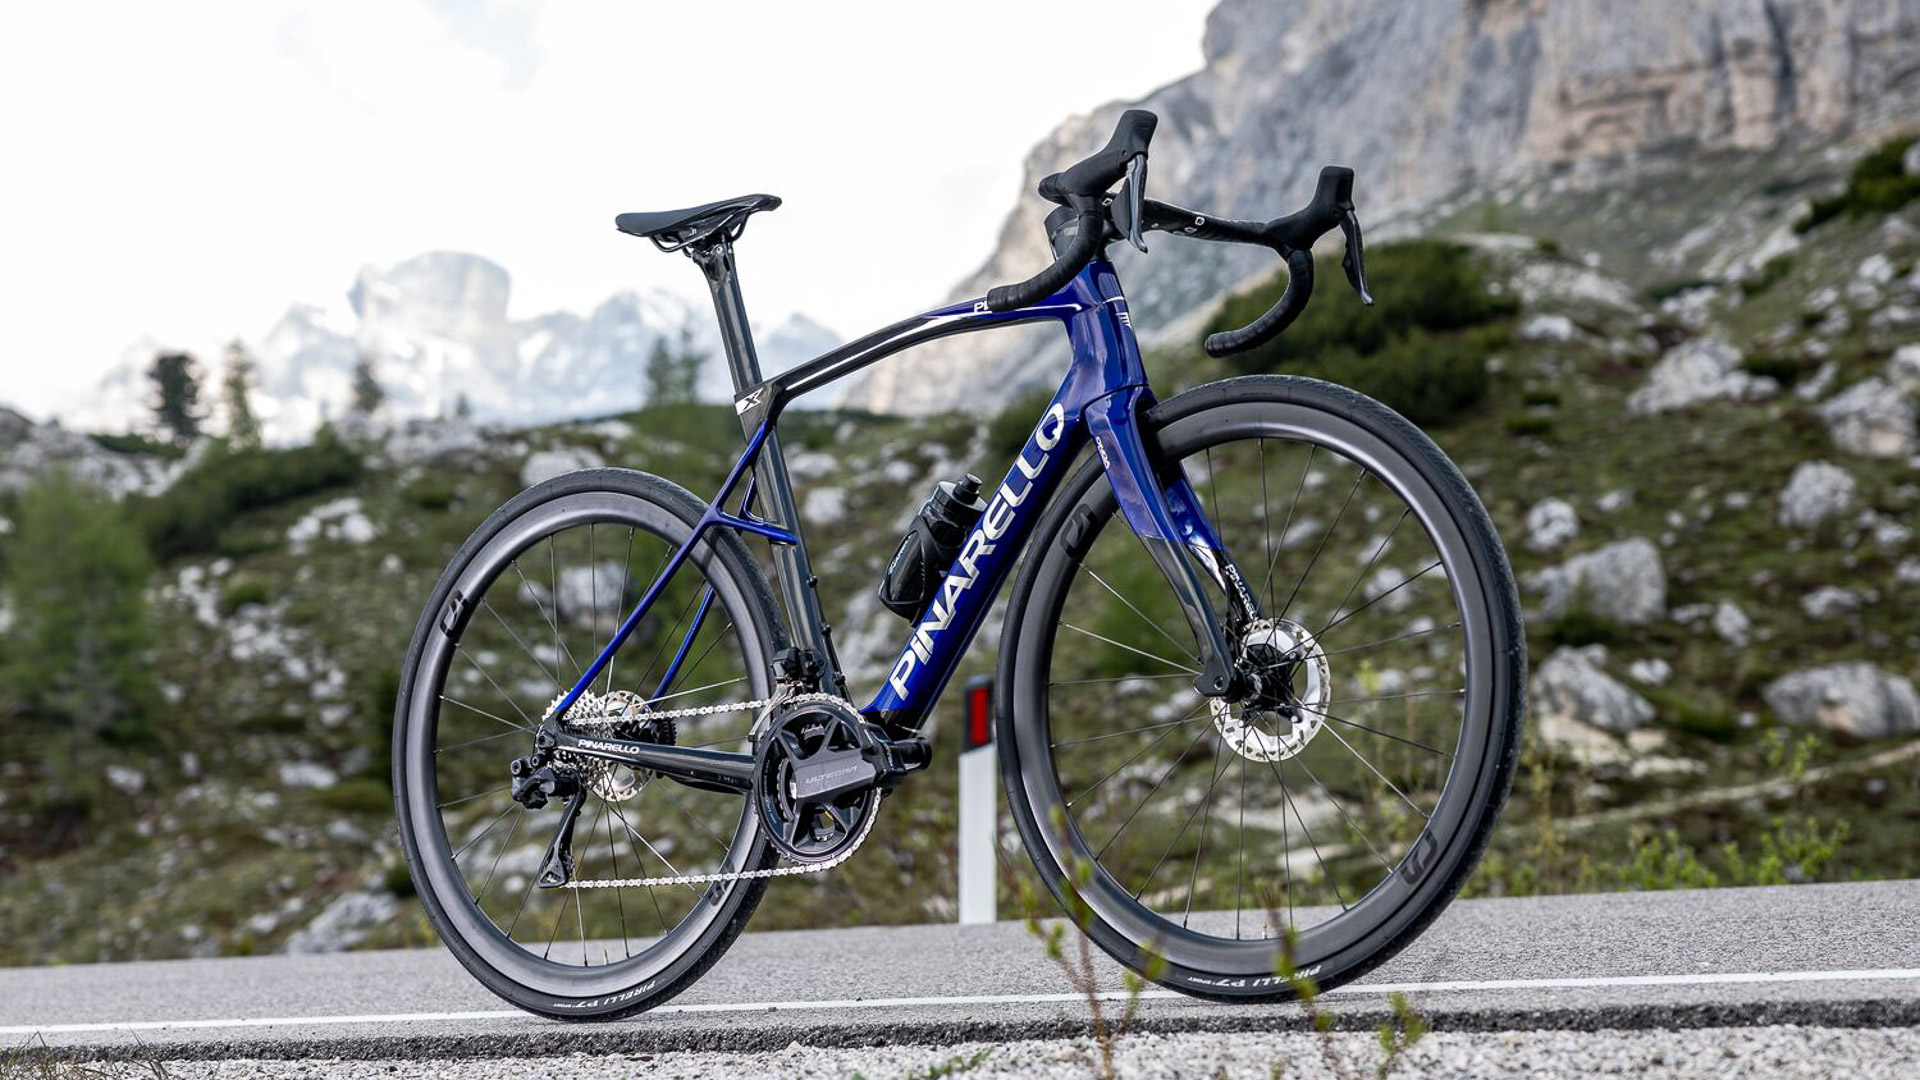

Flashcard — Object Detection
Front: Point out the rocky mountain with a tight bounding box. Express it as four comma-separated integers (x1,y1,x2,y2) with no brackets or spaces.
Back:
60,253,841,442
842,0,1920,414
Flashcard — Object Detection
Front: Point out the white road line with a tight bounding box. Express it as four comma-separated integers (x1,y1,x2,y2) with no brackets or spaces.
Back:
4,968,1917,1037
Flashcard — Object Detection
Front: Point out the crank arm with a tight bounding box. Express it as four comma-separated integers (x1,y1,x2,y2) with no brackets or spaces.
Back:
551,729,754,795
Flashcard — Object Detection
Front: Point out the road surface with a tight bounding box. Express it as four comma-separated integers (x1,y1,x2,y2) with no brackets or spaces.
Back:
2,880,1915,1063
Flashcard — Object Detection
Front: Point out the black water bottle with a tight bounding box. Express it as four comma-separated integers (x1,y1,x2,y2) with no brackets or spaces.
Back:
878,474,988,620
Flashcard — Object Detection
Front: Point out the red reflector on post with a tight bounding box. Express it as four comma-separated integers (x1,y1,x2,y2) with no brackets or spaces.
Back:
964,676,992,750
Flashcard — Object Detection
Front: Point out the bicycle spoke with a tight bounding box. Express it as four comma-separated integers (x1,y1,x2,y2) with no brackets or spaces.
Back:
1324,688,1465,708
453,803,518,862
1278,467,1365,623
1321,508,1409,636
1095,720,1215,860
1066,701,1209,806
440,693,531,733
1132,729,1227,901
1060,622,1199,675
436,727,525,754
1322,722,1430,820
1318,621,1461,659
1293,701,1453,758
474,806,524,910
1050,672,1189,688
1264,444,1316,612
1318,559,1443,637
453,655,535,726
1052,712,1204,749
548,537,581,675
481,597,562,690
1082,566,1199,665
1266,754,1348,911
602,799,631,960
1288,750,1392,871
439,784,509,811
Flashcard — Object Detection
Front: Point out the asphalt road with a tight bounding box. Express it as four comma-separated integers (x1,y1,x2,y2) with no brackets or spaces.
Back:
2,880,1916,1062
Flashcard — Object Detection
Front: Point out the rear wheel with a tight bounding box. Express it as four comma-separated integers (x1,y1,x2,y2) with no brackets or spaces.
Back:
394,469,784,1019
1000,376,1524,999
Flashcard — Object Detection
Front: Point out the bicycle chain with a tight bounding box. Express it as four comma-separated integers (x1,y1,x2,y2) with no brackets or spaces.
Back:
544,691,882,890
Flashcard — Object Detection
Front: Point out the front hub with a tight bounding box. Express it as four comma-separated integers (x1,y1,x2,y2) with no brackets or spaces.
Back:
1210,617,1330,761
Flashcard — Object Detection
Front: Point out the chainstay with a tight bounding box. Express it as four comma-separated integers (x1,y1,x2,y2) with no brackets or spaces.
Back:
548,695,780,726
561,794,879,890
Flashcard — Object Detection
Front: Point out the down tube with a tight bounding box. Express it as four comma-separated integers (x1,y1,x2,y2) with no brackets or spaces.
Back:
865,399,1088,726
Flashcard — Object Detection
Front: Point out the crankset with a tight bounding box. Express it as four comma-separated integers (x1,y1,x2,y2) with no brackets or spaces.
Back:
752,694,928,863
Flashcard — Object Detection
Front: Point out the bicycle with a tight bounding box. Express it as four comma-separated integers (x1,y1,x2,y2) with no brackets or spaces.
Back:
393,109,1526,1019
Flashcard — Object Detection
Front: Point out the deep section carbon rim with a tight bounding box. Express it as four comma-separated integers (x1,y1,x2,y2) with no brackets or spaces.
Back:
400,485,776,1001
1013,388,1507,984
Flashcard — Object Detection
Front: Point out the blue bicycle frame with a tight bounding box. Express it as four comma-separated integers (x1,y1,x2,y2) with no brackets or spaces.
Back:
549,241,1249,764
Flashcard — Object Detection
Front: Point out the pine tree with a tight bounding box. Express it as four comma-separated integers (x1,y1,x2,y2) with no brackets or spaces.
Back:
350,353,386,417
0,472,159,826
148,352,205,445
221,339,262,449
452,392,473,421
644,327,706,406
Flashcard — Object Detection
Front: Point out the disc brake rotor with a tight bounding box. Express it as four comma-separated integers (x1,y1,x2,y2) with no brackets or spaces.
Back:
1211,617,1329,762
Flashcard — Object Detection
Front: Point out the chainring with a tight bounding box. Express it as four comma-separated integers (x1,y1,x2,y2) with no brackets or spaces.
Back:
752,693,881,864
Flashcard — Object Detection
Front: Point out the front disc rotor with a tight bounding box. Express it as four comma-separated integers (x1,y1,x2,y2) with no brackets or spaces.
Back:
1211,617,1330,761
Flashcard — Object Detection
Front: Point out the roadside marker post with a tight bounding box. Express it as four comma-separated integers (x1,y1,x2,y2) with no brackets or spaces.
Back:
957,675,996,925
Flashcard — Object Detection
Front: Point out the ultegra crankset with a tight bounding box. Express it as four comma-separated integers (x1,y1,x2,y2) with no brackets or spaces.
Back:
753,694,926,863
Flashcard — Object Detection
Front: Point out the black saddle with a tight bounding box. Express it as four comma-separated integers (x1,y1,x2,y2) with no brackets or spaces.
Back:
615,194,780,250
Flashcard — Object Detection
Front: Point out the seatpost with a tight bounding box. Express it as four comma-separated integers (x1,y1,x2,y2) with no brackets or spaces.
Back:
685,240,844,695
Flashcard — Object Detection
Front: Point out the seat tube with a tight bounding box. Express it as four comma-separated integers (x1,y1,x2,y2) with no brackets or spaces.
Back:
689,240,842,692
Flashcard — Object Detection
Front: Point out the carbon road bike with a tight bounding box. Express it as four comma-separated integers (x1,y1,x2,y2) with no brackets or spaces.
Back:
394,109,1526,1018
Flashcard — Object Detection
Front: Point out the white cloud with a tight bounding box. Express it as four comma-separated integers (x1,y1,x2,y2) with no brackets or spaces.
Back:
0,0,1211,418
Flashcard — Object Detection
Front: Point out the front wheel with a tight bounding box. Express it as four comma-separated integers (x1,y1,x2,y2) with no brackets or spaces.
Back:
999,375,1525,1000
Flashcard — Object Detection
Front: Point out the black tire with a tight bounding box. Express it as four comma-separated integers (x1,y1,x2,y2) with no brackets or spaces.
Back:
393,468,787,1020
998,375,1525,1001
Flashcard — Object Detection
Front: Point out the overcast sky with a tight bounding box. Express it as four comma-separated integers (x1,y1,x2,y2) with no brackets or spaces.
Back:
0,0,1214,418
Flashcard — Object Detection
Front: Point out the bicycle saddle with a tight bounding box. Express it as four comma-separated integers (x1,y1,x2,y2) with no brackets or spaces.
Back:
615,194,780,250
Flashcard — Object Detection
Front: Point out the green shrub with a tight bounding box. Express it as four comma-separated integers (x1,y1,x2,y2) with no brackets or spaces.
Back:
1205,241,1517,371
985,388,1059,461
132,433,362,559
1738,254,1793,297
1200,241,1511,426
1741,352,1817,387
1505,414,1554,437
1644,686,1741,743
1542,607,1623,648
218,576,272,614
1795,134,1920,233
402,479,457,512
1521,389,1562,408
1643,278,1719,304
316,777,391,815
88,432,187,460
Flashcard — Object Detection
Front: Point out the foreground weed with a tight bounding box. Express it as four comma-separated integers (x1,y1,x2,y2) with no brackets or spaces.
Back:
0,1035,173,1080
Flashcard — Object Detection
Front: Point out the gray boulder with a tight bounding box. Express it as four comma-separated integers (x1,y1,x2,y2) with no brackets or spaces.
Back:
1712,601,1753,647
1531,645,1655,734
1890,345,1920,395
1527,538,1667,625
284,888,400,954
1627,337,1776,414
1776,461,1856,529
1763,662,1920,739
1816,378,1917,458
520,445,605,488
1905,139,1920,180
1800,586,1862,619
1524,496,1580,552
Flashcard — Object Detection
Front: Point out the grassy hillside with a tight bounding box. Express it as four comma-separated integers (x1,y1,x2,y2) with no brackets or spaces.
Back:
2,139,1918,964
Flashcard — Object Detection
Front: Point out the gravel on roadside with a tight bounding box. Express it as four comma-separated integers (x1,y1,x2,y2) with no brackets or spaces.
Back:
129,1024,1920,1080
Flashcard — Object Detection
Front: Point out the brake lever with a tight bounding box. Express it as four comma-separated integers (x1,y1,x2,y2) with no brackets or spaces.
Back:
1124,154,1148,253
1339,207,1373,306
